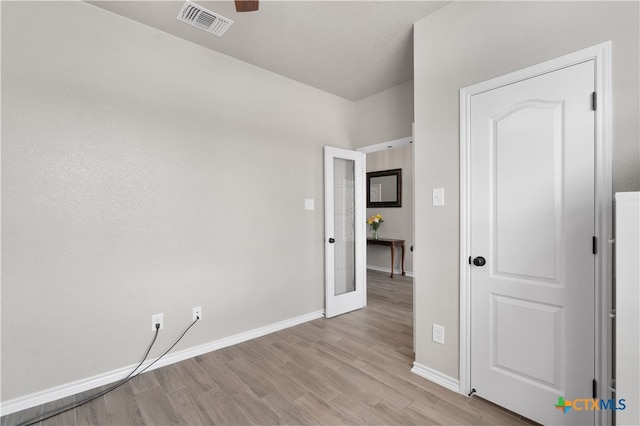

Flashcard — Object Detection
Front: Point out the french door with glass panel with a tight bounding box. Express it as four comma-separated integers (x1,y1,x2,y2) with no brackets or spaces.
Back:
324,146,366,318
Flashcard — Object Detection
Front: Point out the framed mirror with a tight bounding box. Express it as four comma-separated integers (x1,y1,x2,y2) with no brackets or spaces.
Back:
367,168,402,208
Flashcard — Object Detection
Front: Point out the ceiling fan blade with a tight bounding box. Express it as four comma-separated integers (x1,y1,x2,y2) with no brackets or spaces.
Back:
235,0,259,12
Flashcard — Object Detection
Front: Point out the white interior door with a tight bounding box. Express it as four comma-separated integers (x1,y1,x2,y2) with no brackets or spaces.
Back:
324,146,366,318
469,60,596,425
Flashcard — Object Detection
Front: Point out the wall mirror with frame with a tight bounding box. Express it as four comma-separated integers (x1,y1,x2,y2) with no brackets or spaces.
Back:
367,168,402,208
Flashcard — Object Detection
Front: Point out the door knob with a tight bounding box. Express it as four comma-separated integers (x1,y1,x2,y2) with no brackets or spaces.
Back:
328,238,335,243
473,256,486,267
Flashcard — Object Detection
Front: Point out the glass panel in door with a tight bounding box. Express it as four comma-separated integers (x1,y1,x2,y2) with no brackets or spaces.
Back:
333,157,356,296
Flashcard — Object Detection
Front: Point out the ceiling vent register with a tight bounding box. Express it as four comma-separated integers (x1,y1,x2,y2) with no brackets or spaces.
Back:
177,1,233,37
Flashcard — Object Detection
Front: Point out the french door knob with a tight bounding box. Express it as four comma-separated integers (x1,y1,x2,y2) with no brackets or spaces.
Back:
328,238,335,243
473,256,486,267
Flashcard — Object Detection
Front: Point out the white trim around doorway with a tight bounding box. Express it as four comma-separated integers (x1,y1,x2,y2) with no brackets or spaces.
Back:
356,135,412,154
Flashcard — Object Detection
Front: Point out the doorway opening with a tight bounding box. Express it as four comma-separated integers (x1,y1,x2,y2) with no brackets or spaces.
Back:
358,135,415,349
358,136,414,278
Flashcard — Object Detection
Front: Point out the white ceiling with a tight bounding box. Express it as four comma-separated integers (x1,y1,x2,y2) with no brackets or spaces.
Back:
88,1,450,101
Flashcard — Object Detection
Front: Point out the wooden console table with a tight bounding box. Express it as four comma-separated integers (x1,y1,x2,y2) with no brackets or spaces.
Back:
367,238,406,278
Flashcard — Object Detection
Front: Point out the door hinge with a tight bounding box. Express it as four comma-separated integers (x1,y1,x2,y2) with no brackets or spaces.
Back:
592,236,597,255
593,379,598,399
592,92,597,111
609,379,616,393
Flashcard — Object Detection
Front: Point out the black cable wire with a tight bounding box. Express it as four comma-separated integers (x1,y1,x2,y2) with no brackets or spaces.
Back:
18,317,199,426
129,316,199,377
19,326,160,426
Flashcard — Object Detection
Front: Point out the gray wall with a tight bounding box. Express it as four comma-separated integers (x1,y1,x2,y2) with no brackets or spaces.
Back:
414,1,639,379
1,2,354,401
355,80,414,147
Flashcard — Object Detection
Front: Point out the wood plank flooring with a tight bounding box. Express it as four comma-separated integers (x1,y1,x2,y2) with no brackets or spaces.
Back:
3,270,536,425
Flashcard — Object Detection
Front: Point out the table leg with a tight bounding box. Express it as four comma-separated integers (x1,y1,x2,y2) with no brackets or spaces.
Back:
390,243,395,278
401,243,406,276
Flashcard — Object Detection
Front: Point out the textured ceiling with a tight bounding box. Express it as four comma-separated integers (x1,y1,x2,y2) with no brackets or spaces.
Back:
88,1,449,101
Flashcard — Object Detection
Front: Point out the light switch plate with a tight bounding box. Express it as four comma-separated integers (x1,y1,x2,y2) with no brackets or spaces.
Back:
432,188,445,207
304,198,315,210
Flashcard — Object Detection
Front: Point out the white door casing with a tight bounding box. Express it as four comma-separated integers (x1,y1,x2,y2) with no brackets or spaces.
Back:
324,146,367,318
460,42,612,426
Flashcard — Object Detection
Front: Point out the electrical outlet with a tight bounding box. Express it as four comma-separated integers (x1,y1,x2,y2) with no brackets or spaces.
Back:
152,313,164,331
432,323,445,345
193,306,202,321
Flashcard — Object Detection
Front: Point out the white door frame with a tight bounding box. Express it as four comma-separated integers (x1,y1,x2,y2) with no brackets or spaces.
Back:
357,135,413,154
459,42,612,424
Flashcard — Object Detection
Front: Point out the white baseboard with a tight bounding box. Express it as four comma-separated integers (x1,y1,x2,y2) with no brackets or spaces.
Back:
367,264,413,277
1,309,324,416
411,361,461,394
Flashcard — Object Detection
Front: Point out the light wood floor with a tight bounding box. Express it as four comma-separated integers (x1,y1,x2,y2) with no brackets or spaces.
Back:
3,270,536,425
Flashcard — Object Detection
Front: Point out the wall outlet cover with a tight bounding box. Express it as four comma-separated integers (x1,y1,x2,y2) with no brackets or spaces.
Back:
432,323,445,344
193,306,202,321
152,313,164,331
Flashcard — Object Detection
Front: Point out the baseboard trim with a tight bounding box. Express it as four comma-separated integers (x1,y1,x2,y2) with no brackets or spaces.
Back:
367,264,414,277
1,309,325,416
411,361,461,394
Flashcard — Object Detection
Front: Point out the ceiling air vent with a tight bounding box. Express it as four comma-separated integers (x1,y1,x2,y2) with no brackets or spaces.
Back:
177,1,233,37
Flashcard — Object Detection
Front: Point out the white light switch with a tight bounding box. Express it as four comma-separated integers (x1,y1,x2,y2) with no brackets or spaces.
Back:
304,198,315,210
432,188,445,206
